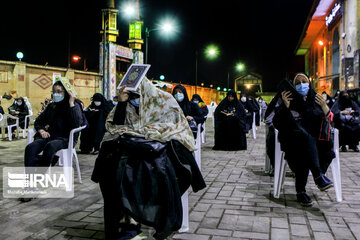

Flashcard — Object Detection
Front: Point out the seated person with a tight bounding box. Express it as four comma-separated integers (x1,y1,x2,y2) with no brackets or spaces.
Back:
273,73,335,207
191,94,209,126
80,93,113,154
22,81,86,201
8,97,29,134
213,90,247,151
240,93,254,133
172,85,203,137
331,91,360,152
92,78,206,240
321,91,335,109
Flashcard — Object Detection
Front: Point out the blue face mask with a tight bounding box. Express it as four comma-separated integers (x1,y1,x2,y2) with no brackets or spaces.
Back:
175,93,184,102
295,83,309,96
193,100,199,104
53,93,65,103
129,98,140,108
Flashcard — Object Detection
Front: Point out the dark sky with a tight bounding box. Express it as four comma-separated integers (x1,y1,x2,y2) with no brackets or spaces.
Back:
0,0,313,91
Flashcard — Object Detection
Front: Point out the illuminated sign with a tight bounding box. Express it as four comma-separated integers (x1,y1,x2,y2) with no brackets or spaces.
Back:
325,3,341,27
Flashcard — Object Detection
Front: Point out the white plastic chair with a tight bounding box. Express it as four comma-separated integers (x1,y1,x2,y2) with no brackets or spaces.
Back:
252,112,256,139
27,125,87,191
17,114,33,139
201,119,206,144
273,128,342,202
264,125,272,174
0,114,19,141
179,123,202,233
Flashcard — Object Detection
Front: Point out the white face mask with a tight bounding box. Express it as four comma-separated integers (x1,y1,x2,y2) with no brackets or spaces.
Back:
16,101,23,106
94,101,101,106
112,101,118,106
175,93,184,102
241,97,247,102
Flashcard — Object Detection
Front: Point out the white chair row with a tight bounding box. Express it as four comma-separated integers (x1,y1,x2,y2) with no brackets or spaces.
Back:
272,128,342,202
0,113,33,141
27,125,87,191
179,123,202,233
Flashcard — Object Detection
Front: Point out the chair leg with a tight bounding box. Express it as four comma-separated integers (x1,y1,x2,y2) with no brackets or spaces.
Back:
331,154,342,202
73,150,82,184
7,126,12,141
61,151,73,192
179,190,189,233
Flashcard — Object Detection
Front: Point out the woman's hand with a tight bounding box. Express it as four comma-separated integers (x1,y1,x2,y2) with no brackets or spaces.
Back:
281,91,292,109
69,90,76,107
315,93,330,114
39,129,50,139
186,116,194,121
118,86,129,102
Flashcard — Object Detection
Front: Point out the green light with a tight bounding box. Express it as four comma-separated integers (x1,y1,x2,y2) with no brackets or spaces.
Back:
16,52,24,61
223,88,227,91
205,44,220,59
228,89,231,91
129,21,142,39
217,87,221,91
236,63,245,71
160,75,165,80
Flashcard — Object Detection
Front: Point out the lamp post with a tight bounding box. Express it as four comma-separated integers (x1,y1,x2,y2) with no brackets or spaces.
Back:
195,45,220,93
145,20,176,64
227,63,245,90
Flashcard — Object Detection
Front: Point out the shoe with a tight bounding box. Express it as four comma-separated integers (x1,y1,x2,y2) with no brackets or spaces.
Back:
92,150,99,155
19,197,33,202
117,225,144,240
296,192,313,207
341,146,348,152
314,174,333,191
350,146,360,152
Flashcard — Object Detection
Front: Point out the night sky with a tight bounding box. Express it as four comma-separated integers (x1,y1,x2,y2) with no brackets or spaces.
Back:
0,0,314,92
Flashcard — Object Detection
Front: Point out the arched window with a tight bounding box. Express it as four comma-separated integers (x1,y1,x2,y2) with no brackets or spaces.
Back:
332,28,340,74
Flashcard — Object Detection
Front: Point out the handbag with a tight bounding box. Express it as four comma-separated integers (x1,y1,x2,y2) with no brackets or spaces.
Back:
318,112,334,142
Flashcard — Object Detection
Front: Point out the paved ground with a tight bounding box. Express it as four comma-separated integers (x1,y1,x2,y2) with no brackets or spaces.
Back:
1,121,360,240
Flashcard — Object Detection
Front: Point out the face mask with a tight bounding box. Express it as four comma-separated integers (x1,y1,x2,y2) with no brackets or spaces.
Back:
129,98,140,108
295,83,309,96
175,93,184,102
258,100,262,103
53,93,64,103
94,101,101,106
193,100,199,104
112,101,118,106
241,97,247,102
16,101,22,106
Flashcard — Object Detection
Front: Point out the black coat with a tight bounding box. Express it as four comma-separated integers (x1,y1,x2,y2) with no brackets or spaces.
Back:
173,85,203,124
8,97,29,128
34,99,86,144
91,135,206,240
80,93,113,150
331,92,360,145
213,91,247,151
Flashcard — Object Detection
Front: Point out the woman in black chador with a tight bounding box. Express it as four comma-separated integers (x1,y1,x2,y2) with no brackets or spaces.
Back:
8,97,29,132
331,91,360,152
240,93,254,133
213,90,247,151
92,79,205,240
80,93,113,154
273,73,335,207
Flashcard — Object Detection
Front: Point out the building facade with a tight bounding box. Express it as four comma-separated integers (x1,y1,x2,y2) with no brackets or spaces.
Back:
296,0,360,94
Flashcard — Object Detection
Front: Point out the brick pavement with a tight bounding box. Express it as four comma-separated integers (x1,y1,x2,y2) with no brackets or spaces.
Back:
0,121,360,240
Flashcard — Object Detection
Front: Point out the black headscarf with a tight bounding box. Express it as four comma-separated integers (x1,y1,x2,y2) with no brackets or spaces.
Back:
191,94,204,103
332,91,360,114
89,93,113,112
172,85,191,115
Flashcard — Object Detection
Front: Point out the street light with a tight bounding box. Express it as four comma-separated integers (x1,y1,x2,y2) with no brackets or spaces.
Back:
72,55,86,71
16,52,24,61
160,75,165,80
236,63,245,71
145,19,177,64
195,44,220,93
